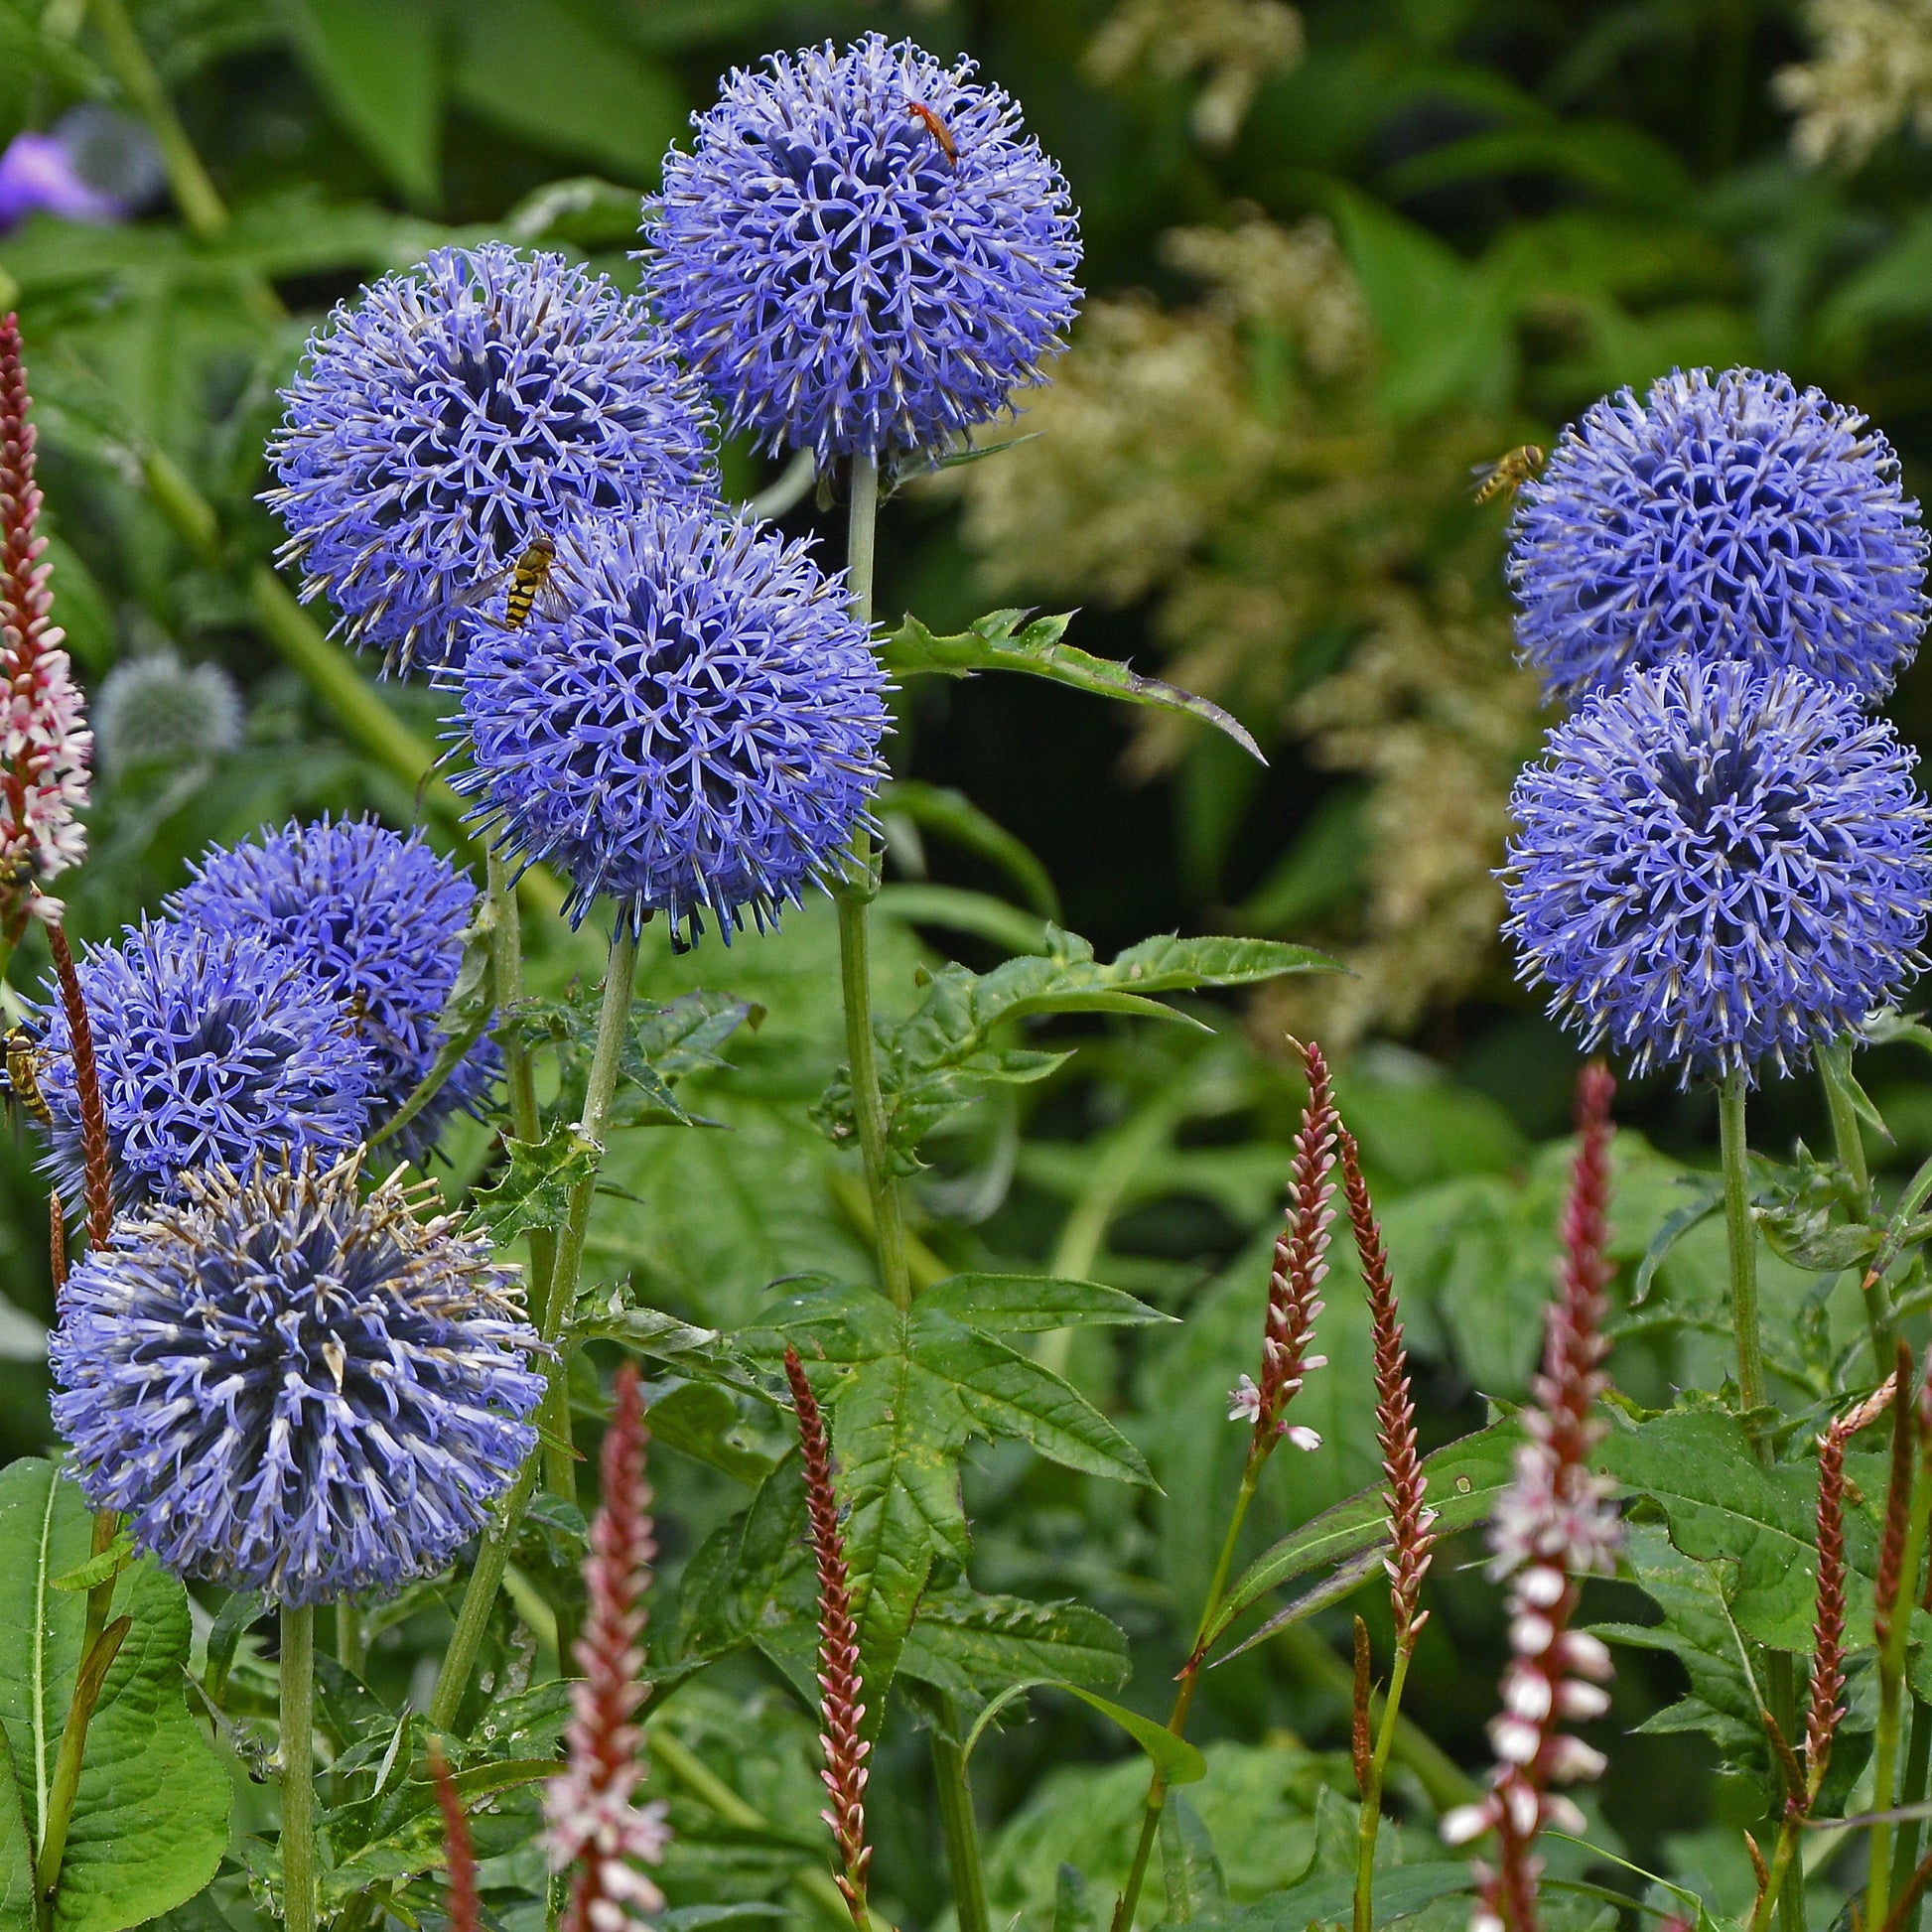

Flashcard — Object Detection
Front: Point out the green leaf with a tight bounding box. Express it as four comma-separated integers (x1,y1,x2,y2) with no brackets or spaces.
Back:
0,1460,229,1932
1162,1794,1229,1921
1205,1421,1521,1651
452,0,685,181
1220,1860,1476,1928
643,1382,774,1486
1054,1863,1094,1932
286,0,443,206
566,1289,725,1370
920,1273,1170,1334
473,1120,598,1243
49,1533,134,1593
1058,1687,1205,1786
873,885,1053,958
0,1725,34,1932
665,1459,814,1684
881,610,1264,762
897,1589,1130,1700
878,779,1062,919
747,1282,1154,1710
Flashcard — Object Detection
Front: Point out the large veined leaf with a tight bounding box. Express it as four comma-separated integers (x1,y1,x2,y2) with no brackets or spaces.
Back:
897,1590,1130,1700
0,1725,33,1932
744,1280,1155,1711
0,1460,228,1932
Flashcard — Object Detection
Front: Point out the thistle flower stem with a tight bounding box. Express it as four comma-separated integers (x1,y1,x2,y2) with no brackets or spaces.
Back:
280,1602,318,1932
833,452,910,1311
429,929,637,1732
334,1600,365,1677
1111,1457,1263,1932
932,1692,992,1932
1354,1640,1417,1932
1719,1069,1769,1442
486,848,567,1502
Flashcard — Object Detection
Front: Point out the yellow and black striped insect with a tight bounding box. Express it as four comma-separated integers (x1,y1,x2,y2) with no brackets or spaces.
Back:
906,99,959,167
1470,445,1546,505
1,1026,51,1127
460,533,567,629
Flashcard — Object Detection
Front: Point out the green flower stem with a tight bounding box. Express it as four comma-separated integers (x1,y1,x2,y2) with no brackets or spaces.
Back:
34,1608,128,1927
280,1603,317,1932
1720,1069,1769,1440
1353,1638,1418,1932
486,850,570,1502
428,929,638,1732
1112,1455,1265,1932
833,451,911,1311
933,1692,992,1932
1821,1040,1891,1362
1870,1445,1932,1932
1749,1815,1804,1932
334,1599,365,1677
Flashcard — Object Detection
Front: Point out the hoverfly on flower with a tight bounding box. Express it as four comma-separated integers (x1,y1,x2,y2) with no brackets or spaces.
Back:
1470,444,1545,505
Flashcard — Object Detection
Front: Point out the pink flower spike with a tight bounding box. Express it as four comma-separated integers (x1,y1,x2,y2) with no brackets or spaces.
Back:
432,1745,482,1932
1447,1061,1621,1932
1227,1373,1262,1424
544,1361,671,1931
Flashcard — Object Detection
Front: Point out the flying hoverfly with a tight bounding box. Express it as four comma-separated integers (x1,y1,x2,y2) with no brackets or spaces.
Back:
906,99,959,167
1470,445,1546,505
457,533,570,630
1,1025,51,1128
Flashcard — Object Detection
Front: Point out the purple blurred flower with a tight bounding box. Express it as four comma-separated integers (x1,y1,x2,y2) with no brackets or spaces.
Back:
0,130,119,230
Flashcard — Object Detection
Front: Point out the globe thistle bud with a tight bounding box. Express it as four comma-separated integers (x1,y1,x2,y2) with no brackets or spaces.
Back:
36,919,372,1206
170,817,496,1164
1511,367,1929,704
455,506,889,947
644,34,1081,469
50,1154,545,1605
267,243,717,677
92,648,241,777
1502,655,1932,1084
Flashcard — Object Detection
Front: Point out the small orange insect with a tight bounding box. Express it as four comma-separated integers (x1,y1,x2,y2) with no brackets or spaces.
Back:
906,99,958,166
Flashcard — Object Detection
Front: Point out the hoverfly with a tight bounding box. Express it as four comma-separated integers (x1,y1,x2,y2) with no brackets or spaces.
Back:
1470,445,1546,505
458,533,569,629
906,99,959,167
1,1025,51,1128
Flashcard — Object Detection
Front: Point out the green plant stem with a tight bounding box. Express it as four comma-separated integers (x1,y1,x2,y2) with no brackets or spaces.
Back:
1750,1815,1804,1932
87,0,229,240
832,451,911,1311
280,1603,317,1932
1112,1456,1264,1932
648,1726,856,1927
333,1598,366,1676
428,930,637,1732
1871,1454,1932,1932
34,1610,127,1926
1898,1703,1932,1932
1822,1042,1890,1362
1767,1651,1809,1932
1353,1639,1417,1932
933,1693,992,1932
1720,1069,1769,1443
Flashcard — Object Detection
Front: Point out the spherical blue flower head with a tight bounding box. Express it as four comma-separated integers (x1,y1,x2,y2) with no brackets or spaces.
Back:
453,506,889,946
643,34,1081,467
1511,367,1930,704
50,1155,544,1605
37,919,372,1206
1502,655,1932,1085
169,817,497,1166
266,242,718,677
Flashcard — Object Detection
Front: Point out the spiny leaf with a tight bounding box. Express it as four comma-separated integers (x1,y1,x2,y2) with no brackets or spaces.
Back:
472,1120,598,1243
883,608,1266,760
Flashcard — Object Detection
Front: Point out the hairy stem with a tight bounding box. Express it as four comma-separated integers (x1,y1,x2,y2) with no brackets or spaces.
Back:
1353,1640,1416,1932
933,1694,991,1932
429,929,637,1731
832,452,910,1310
280,1603,317,1932
1720,1069,1768,1440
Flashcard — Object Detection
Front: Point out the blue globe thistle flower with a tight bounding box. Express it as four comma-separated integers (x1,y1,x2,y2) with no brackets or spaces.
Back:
1502,655,1932,1084
454,506,889,946
1511,367,1929,703
267,242,717,676
170,817,496,1165
49,1155,544,1605
38,920,372,1205
643,34,1081,468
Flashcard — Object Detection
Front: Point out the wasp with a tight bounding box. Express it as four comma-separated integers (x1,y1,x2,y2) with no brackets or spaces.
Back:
1470,445,1546,505
2,1026,50,1128
460,533,567,629
906,99,958,166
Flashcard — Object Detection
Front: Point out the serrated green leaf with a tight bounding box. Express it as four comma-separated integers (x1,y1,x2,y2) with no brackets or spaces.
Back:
921,1274,1169,1333
644,1382,774,1485
883,610,1265,761
898,1590,1130,1700
1220,1860,1476,1929
0,1461,229,1932
665,1458,815,1686
473,1120,599,1243
1205,1421,1521,1651
49,1533,134,1593
567,1293,723,1366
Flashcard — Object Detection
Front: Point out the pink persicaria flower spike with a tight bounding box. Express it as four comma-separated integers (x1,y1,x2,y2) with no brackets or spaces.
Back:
0,312,88,935
1229,1037,1337,1457
432,1745,483,1932
1442,1061,1621,1932
785,1345,875,1929
544,1361,672,1931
